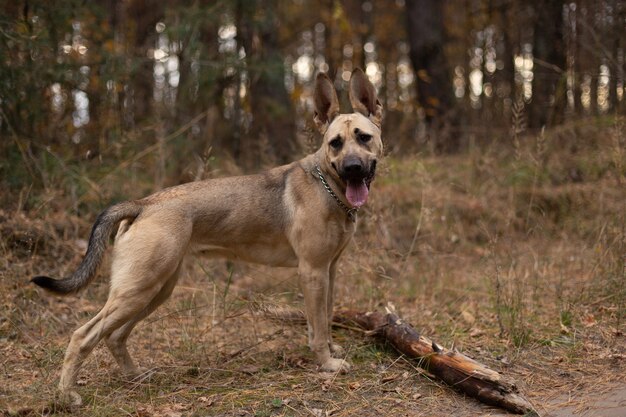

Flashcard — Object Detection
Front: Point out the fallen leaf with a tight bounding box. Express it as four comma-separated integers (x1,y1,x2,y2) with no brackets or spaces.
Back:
461,310,476,325
469,328,484,337
581,313,596,327
326,406,341,416
240,365,261,374
198,396,214,406
321,379,332,391
381,373,400,383
348,381,361,390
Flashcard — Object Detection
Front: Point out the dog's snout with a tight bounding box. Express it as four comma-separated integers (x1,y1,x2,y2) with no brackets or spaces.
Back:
345,162,364,174
342,156,365,177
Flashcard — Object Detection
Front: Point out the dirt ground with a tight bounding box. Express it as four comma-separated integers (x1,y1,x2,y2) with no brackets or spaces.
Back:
1,135,625,416
546,384,626,417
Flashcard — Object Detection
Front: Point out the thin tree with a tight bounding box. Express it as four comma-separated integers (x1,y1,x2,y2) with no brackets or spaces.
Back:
239,0,297,165
529,0,566,129
405,0,457,151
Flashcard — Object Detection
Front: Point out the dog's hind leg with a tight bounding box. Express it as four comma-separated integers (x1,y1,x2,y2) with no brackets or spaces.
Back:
105,261,183,376
57,290,162,406
57,227,187,406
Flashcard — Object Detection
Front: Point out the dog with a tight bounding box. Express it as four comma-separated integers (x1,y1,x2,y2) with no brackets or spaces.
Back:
33,68,383,406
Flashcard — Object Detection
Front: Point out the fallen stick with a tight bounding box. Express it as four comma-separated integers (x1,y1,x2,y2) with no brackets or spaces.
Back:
258,303,534,415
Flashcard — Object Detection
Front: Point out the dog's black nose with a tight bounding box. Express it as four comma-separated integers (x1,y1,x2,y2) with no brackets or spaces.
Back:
343,156,365,177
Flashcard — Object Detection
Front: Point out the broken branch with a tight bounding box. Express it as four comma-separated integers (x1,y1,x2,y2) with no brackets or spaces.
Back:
258,304,534,415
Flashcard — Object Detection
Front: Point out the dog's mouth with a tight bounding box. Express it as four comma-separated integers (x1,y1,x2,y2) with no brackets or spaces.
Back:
340,160,377,208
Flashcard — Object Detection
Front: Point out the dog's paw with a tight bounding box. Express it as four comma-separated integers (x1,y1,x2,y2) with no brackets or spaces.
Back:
320,358,351,373
55,389,83,408
123,366,153,381
329,342,345,357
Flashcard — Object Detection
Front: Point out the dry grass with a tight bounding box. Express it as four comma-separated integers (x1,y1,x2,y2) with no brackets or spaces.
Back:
1,119,625,416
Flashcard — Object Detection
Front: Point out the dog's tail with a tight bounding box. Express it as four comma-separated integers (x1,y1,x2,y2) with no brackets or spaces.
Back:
31,201,143,295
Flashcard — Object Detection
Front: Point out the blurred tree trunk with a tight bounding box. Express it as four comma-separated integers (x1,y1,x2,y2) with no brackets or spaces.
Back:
529,0,566,129
495,0,516,125
609,38,619,114
240,0,297,165
323,0,341,78
482,1,495,125
82,0,117,159
405,0,457,151
501,4,516,100
574,3,585,115
175,1,226,156
344,0,368,71
126,0,164,125
615,2,626,114
609,0,622,113
589,70,598,115
587,0,598,116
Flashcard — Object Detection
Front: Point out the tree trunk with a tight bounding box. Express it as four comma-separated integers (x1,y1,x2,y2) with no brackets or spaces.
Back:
323,0,341,78
496,0,516,125
574,2,589,115
529,0,566,129
240,0,297,166
609,0,622,113
126,0,164,125
405,0,457,151
344,0,369,71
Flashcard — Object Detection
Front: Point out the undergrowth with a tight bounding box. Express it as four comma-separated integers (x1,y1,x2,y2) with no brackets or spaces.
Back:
0,117,625,416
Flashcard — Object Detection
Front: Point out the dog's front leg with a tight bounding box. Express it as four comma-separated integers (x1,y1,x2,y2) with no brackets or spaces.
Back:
327,260,344,357
299,261,350,372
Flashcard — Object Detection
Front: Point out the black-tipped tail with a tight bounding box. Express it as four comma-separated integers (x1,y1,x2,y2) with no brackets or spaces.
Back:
31,276,79,295
31,200,143,296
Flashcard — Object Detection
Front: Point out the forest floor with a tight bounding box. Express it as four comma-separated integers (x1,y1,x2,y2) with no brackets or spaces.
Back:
1,120,625,416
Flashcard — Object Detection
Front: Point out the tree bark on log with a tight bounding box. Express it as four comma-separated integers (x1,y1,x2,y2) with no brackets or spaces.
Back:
257,304,534,415
336,310,534,415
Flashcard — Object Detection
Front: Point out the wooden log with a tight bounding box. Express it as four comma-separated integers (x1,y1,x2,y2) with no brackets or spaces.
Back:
336,310,534,415
256,303,534,415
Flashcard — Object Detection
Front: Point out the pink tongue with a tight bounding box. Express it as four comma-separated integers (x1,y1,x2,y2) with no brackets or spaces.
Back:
346,180,369,208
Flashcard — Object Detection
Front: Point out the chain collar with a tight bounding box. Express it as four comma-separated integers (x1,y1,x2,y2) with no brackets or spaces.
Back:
314,165,358,222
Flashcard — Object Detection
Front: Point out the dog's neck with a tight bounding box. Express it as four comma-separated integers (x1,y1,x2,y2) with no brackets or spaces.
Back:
313,164,358,222
302,149,359,224
311,148,346,194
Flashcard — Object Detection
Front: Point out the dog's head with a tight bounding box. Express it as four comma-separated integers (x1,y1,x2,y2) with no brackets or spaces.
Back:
313,69,383,209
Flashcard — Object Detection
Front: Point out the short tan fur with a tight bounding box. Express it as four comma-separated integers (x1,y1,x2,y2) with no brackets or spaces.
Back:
33,68,384,406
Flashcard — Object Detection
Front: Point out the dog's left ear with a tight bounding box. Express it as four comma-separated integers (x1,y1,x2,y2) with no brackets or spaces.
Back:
349,68,383,128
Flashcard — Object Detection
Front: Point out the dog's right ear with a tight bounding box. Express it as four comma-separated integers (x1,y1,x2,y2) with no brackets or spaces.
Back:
313,73,340,134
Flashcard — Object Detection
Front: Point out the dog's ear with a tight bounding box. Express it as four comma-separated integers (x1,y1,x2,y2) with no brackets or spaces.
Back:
314,73,340,134
349,68,383,128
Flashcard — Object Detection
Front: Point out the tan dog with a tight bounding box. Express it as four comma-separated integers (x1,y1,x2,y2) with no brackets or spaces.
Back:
33,69,383,405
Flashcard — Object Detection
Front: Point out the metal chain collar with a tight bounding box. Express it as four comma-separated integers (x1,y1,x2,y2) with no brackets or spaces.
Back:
314,165,358,222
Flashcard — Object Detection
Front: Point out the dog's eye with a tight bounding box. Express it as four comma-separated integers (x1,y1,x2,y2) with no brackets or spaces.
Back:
358,133,372,143
329,137,342,149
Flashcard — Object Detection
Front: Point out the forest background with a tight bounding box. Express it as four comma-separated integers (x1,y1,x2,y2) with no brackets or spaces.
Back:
1,1,625,416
